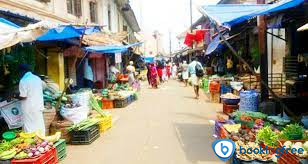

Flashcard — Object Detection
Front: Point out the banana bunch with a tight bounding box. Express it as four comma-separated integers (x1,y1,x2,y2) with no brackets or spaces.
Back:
14,151,28,160
19,132,36,139
0,148,17,160
35,131,61,143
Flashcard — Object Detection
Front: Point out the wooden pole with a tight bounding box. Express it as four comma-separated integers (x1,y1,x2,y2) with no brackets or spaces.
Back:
257,0,269,102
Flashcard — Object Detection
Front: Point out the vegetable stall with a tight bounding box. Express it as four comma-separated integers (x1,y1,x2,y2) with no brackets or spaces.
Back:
215,111,308,164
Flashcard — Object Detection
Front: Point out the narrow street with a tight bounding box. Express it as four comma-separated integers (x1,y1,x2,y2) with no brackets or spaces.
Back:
64,81,224,164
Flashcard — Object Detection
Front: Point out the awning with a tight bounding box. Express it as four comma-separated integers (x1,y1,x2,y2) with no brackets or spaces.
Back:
143,57,155,63
298,23,308,32
0,21,55,50
37,26,82,41
84,42,143,54
0,18,20,30
37,25,101,41
199,0,304,29
205,33,241,55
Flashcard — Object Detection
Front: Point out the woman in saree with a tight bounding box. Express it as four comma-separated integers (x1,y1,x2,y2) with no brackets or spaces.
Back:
149,63,158,88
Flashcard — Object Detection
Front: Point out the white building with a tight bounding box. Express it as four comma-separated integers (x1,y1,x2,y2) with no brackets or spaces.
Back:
0,0,140,42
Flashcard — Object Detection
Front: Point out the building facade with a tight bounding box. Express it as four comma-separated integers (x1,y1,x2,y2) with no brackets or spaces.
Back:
0,0,140,42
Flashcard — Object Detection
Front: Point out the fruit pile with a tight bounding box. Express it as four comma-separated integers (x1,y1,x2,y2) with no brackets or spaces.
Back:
0,131,61,161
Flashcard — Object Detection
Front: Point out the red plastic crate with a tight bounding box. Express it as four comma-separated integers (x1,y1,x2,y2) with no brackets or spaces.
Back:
11,148,57,164
223,103,239,115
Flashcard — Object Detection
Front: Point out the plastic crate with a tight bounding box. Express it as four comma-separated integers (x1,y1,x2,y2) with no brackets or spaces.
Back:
54,139,66,161
0,160,11,164
98,115,113,133
114,99,128,108
70,124,100,145
101,99,114,109
223,103,239,115
11,148,57,164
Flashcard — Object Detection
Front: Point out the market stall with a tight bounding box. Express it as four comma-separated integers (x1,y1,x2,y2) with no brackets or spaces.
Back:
215,111,308,163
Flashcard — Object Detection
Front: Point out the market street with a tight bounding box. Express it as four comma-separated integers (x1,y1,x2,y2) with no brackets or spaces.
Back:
64,80,224,164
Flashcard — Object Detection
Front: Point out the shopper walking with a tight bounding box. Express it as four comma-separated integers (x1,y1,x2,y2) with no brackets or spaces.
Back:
126,61,136,86
188,57,204,99
149,63,158,88
182,61,189,86
172,63,178,79
17,64,45,134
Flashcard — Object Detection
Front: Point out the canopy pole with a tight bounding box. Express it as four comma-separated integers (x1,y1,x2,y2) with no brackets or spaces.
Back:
258,0,269,102
77,51,89,69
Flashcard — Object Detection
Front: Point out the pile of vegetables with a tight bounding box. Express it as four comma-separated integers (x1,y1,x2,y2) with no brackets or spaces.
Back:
280,124,304,140
0,131,61,160
67,117,101,132
43,88,68,109
229,129,256,143
256,126,279,147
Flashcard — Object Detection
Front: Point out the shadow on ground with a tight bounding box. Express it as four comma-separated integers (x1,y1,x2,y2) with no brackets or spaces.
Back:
174,123,221,163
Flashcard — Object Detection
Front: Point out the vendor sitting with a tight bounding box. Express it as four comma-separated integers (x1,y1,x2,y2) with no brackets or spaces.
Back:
17,64,45,134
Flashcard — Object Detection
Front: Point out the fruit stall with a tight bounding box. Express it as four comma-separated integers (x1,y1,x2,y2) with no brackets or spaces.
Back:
215,111,308,164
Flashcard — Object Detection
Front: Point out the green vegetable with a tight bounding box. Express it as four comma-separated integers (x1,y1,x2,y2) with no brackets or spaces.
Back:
256,126,279,147
89,96,108,117
281,124,304,140
67,118,100,132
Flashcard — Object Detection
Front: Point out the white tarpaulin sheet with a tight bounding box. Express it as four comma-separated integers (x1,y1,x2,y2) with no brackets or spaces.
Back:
0,21,58,50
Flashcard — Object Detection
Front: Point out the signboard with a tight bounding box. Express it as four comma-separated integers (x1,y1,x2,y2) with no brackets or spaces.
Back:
115,53,122,63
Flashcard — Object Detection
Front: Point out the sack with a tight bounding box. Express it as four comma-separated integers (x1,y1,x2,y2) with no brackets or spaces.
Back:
195,63,204,77
60,105,89,124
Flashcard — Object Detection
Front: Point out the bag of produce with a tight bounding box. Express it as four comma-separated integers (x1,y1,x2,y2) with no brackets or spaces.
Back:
239,90,259,112
60,105,89,124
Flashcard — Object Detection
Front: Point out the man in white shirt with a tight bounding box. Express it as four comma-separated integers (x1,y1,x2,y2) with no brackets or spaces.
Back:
188,57,203,99
18,64,45,134
84,58,94,88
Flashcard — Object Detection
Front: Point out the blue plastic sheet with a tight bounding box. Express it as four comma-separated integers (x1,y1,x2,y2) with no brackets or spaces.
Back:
85,42,143,54
37,25,82,41
200,0,304,28
0,18,20,28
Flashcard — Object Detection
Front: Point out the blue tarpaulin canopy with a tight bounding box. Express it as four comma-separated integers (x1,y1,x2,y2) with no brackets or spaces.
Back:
200,0,304,28
37,25,101,41
37,25,82,41
85,42,143,54
144,57,155,63
0,18,20,29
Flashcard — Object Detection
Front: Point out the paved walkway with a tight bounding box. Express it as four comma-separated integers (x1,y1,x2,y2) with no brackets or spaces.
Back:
64,80,224,164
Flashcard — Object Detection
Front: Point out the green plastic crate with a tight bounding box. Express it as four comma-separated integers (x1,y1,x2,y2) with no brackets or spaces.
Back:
54,139,66,160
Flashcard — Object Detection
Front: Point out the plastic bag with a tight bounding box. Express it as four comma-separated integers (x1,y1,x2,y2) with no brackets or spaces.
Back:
60,105,89,124
1,101,23,129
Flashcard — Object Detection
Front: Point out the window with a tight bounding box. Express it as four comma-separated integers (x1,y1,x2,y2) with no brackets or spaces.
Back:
108,4,112,30
89,2,98,23
67,0,82,17
123,25,127,31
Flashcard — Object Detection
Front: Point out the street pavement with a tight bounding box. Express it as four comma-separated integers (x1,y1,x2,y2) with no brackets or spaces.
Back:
64,80,224,164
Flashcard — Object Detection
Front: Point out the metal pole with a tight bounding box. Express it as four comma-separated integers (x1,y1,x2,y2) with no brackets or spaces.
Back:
190,0,193,33
169,30,172,61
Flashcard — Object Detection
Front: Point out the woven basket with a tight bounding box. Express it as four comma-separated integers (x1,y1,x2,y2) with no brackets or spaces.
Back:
50,120,73,143
43,107,56,135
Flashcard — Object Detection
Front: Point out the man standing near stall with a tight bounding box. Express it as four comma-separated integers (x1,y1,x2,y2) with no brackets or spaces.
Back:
17,64,45,134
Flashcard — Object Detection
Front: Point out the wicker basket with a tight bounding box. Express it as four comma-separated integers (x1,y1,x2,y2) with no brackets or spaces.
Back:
43,107,56,135
50,120,73,143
